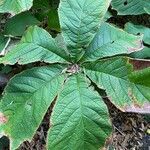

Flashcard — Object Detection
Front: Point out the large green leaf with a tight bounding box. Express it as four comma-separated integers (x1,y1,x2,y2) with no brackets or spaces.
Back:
4,11,40,37
111,0,150,15
0,26,68,65
48,74,111,150
83,57,150,109
0,0,33,15
124,22,150,45
0,65,65,150
58,0,111,57
82,23,143,62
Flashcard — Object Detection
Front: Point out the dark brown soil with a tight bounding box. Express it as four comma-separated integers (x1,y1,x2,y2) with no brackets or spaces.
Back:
104,98,150,150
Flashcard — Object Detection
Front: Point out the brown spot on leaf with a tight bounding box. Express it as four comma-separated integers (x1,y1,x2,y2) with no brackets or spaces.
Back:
128,40,143,53
127,90,150,114
129,59,150,71
0,112,8,124
104,136,113,149
128,89,141,107
125,103,150,114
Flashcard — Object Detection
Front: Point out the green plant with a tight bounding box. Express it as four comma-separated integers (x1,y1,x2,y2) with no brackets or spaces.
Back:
0,0,150,150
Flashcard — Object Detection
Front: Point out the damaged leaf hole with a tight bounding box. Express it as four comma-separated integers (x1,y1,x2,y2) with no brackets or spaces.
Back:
137,33,141,36
124,1,128,6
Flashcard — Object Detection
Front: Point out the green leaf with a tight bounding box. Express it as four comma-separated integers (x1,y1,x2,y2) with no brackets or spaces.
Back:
58,0,111,57
33,0,50,9
0,26,68,65
0,65,12,74
48,9,60,32
144,7,150,14
124,22,150,45
103,11,112,21
82,23,143,62
48,74,111,150
0,0,33,15
111,0,150,15
55,34,68,54
127,67,150,113
83,57,150,109
130,47,150,59
0,35,10,55
0,65,65,150
4,11,40,37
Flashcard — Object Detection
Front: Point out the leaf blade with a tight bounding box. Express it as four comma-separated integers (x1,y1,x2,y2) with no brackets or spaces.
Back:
83,57,150,110
4,11,40,37
0,0,33,15
0,65,65,149
59,0,111,57
83,23,143,62
0,26,68,65
124,22,150,45
48,74,112,150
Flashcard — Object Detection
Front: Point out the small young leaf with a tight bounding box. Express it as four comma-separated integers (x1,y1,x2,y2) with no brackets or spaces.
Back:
83,23,143,62
0,26,68,65
0,65,65,149
48,74,112,150
59,0,111,57
0,0,33,15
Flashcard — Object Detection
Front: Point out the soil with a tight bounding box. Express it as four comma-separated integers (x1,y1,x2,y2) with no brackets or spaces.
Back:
104,98,150,150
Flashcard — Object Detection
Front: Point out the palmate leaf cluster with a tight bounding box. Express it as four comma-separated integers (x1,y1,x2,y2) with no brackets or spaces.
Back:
0,0,150,150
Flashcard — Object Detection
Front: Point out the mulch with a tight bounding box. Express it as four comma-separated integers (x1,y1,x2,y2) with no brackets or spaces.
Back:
104,98,150,150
